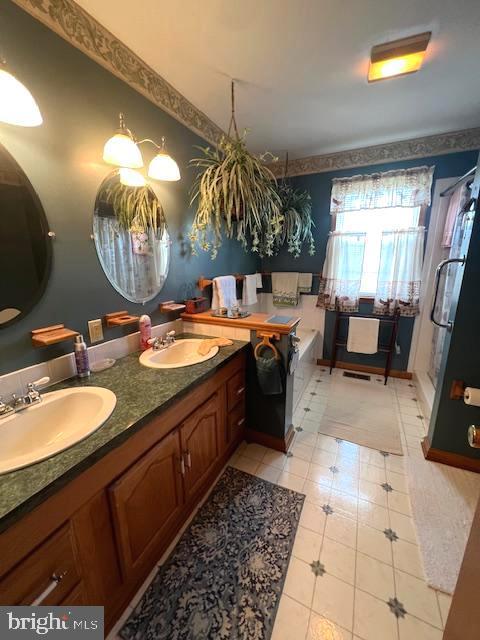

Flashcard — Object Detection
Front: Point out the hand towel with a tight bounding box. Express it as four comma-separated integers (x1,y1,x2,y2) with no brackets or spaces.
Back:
242,274,258,306
272,272,299,307
256,273,263,288
298,273,313,293
347,317,379,354
197,337,233,356
211,275,237,310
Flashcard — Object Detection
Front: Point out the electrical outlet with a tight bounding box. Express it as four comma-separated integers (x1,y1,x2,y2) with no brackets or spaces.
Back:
88,319,104,344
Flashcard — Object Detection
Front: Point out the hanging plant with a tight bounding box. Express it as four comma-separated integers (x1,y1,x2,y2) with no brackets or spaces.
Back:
100,172,167,236
189,82,283,259
272,154,315,257
275,181,315,257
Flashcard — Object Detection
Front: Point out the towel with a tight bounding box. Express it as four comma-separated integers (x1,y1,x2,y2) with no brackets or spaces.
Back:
298,273,312,293
197,337,233,356
272,272,299,307
242,274,258,306
211,275,237,310
347,317,379,354
256,273,263,288
442,184,467,248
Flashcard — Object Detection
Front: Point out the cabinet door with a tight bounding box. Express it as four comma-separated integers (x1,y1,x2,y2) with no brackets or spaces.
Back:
181,393,222,501
109,430,184,577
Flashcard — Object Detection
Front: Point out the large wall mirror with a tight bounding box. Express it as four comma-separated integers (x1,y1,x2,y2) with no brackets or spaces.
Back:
0,143,52,328
93,171,170,303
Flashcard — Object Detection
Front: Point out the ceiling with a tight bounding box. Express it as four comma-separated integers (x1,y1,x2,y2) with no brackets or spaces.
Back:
75,0,480,158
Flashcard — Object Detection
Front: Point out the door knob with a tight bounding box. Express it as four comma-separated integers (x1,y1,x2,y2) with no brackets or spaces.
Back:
467,425,480,448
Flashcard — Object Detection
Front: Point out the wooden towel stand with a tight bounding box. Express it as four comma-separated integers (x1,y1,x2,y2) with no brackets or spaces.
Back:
254,331,281,361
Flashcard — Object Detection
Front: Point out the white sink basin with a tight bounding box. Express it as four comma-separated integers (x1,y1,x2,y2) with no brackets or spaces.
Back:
0,386,116,474
139,339,219,369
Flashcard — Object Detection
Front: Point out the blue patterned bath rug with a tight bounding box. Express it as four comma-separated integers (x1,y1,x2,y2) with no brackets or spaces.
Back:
119,466,305,640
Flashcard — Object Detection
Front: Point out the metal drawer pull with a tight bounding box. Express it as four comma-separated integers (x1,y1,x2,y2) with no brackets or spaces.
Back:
185,450,192,469
237,386,245,395
179,457,186,476
31,571,68,606
237,417,245,427
430,257,465,331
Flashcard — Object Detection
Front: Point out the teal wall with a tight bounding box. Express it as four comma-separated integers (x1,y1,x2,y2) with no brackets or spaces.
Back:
0,2,258,375
262,150,479,370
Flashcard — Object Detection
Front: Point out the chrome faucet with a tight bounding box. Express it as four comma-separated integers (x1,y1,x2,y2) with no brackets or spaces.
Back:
148,330,176,351
0,376,50,420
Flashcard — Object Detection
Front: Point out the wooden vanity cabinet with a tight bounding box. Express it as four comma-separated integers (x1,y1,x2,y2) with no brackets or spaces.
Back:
0,350,246,633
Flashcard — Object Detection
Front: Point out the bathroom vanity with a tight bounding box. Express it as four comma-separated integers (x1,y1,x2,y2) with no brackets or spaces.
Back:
0,338,247,631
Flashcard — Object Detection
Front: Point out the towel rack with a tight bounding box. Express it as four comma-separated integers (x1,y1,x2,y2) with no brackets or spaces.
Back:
329,301,400,384
197,274,244,290
254,331,281,361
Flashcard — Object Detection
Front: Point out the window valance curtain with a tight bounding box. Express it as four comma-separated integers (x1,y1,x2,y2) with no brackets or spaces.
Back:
331,166,434,215
373,227,425,317
317,231,366,312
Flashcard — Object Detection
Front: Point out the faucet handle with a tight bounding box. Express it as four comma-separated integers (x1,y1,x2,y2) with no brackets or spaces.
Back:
27,376,50,391
166,330,176,337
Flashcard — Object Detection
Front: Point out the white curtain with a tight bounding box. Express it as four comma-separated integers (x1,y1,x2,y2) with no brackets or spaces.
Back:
373,227,425,317
317,231,366,312
331,166,434,214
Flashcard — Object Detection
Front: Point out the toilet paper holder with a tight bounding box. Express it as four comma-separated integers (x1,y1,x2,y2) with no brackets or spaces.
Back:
450,380,480,405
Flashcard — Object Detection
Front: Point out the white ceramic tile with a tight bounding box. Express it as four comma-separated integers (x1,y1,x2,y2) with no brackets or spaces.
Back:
234,328,250,341
320,537,355,585
358,479,388,507
293,526,323,563
229,455,259,475
385,455,406,474
242,443,268,461
279,466,306,490
389,511,417,544
357,523,392,564
331,473,359,498
436,591,452,628
300,501,327,534
294,431,318,447
303,480,331,507
355,552,395,601
359,463,386,484
271,594,310,640
311,448,336,467
307,613,352,640
392,539,425,579
283,557,316,607
387,491,412,516
337,441,361,459
48,353,76,383
394,569,442,628
262,449,287,469
398,615,443,640
316,435,338,453
307,463,333,488
19,362,50,391
283,456,310,479
312,573,354,632
324,512,357,550
328,490,358,520
353,589,399,640
357,499,389,531
255,463,282,484
0,371,23,398
292,443,314,462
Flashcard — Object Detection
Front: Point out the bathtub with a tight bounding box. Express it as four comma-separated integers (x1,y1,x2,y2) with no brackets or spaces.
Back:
293,328,320,411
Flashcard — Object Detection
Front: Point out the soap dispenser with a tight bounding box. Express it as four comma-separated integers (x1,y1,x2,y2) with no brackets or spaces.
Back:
74,335,90,378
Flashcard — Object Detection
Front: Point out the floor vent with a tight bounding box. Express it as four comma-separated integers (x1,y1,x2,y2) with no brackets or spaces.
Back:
343,371,371,381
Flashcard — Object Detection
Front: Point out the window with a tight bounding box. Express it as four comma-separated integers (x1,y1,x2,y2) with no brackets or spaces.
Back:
335,206,421,295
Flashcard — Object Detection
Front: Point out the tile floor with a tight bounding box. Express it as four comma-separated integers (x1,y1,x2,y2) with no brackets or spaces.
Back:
230,367,451,640
109,366,453,640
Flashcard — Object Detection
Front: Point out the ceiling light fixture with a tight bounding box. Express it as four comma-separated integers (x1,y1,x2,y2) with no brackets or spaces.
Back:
368,32,431,83
103,113,181,181
0,58,43,127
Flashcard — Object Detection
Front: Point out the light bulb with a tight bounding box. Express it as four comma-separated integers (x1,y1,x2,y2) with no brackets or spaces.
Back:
103,132,143,169
0,68,42,127
148,152,181,181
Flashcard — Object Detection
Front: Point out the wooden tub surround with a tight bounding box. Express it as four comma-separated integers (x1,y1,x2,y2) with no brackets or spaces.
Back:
0,349,247,632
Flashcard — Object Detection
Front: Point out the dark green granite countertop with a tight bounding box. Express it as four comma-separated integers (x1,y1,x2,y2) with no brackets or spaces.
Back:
0,334,248,532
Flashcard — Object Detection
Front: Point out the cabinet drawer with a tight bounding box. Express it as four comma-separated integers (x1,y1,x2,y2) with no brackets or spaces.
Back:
0,523,81,606
227,368,246,411
228,402,246,441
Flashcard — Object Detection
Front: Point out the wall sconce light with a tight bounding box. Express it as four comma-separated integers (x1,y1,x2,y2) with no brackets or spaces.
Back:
0,58,43,127
368,32,431,82
103,113,181,181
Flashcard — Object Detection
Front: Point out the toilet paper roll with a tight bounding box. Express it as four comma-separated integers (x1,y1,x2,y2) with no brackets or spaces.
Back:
464,387,480,407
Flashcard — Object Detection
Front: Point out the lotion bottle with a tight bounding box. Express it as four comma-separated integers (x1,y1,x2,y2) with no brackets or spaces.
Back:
139,314,152,351
74,335,90,378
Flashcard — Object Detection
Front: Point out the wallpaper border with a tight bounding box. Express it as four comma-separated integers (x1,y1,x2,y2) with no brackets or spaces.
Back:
269,128,480,177
12,0,225,146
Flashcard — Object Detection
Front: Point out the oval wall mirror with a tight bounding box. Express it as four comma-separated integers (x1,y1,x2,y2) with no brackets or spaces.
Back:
0,143,52,328
93,171,170,303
